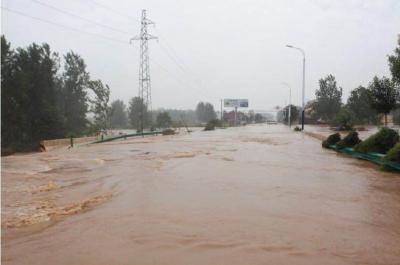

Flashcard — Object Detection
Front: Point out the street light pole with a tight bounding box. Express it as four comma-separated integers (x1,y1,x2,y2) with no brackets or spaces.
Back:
286,45,305,130
281,82,292,128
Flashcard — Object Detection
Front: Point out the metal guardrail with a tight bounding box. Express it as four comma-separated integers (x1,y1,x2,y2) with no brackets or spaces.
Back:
90,131,162,144
329,145,400,171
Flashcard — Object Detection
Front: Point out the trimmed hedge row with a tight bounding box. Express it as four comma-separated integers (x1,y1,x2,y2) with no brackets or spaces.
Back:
336,131,361,149
354,128,399,154
322,128,399,155
322,133,341,148
383,143,400,163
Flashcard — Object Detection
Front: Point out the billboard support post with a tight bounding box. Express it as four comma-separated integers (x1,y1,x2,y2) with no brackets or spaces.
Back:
234,107,238,126
220,99,223,121
223,99,248,127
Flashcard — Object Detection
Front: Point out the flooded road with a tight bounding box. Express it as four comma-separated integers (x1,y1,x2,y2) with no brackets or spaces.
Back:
2,125,400,265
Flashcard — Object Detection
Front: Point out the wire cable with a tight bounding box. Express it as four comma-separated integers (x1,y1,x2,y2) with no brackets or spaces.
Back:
3,4,214,103
150,57,215,101
157,41,188,73
31,0,131,35
154,28,192,72
2,6,129,45
86,0,141,23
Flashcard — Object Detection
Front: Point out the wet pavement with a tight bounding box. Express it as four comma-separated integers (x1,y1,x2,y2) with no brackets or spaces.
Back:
2,124,400,265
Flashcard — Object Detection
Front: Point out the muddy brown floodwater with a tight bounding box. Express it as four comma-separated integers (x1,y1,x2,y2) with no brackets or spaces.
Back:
2,125,400,265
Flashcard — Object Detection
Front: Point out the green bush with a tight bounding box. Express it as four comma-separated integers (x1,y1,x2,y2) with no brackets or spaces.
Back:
294,126,301,132
322,133,341,148
354,127,399,154
162,128,175,135
383,142,400,163
204,119,221,131
336,131,361,149
204,123,215,131
331,107,353,131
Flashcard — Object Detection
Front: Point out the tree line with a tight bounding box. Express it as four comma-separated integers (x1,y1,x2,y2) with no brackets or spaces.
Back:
111,101,218,129
1,34,222,153
0,36,169,151
1,36,112,151
280,35,400,128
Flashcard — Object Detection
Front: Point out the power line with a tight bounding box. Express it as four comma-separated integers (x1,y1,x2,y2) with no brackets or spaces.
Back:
4,4,213,103
150,57,212,101
81,0,195,76
155,28,192,72
86,0,141,23
2,6,205,96
152,28,210,98
31,0,131,35
157,41,188,73
155,41,214,99
2,6,129,45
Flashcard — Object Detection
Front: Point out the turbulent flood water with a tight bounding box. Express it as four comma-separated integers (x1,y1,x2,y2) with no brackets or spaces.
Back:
2,125,400,265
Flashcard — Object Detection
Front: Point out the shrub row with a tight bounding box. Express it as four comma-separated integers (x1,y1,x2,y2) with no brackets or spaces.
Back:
322,133,341,148
322,128,399,155
336,131,361,149
354,128,399,154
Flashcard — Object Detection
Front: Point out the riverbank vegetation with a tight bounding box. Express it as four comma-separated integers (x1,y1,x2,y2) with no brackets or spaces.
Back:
0,36,200,153
1,35,269,153
1,36,112,153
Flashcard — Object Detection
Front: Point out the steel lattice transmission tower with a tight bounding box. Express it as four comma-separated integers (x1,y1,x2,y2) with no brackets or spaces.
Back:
131,9,157,131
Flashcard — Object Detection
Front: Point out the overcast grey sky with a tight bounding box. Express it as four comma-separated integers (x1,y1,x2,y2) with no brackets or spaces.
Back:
2,0,400,110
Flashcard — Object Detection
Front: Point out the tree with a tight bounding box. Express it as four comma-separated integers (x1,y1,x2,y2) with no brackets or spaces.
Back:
156,112,172,128
1,35,114,152
1,37,64,149
110,100,128,128
332,106,353,130
204,103,217,122
282,105,299,125
195,102,216,122
1,35,19,147
391,109,400,125
315,74,343,122
248,110,255,123
304,100,320,124
89,80,110,131
347,86,379,124
60,52,90,136
152,109,198,127
128,97,148,131
195,102,205,122
368,76,397,126
388,35,400,85
254,113,265,123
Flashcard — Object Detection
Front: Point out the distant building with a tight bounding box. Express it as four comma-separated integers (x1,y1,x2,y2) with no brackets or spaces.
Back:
223,111,246,126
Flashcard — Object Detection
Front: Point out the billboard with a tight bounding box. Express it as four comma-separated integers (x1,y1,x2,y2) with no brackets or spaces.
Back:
224,99,249,108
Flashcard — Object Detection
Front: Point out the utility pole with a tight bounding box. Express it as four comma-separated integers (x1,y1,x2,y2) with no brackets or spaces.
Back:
234,106,238,126
131,10,157,132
